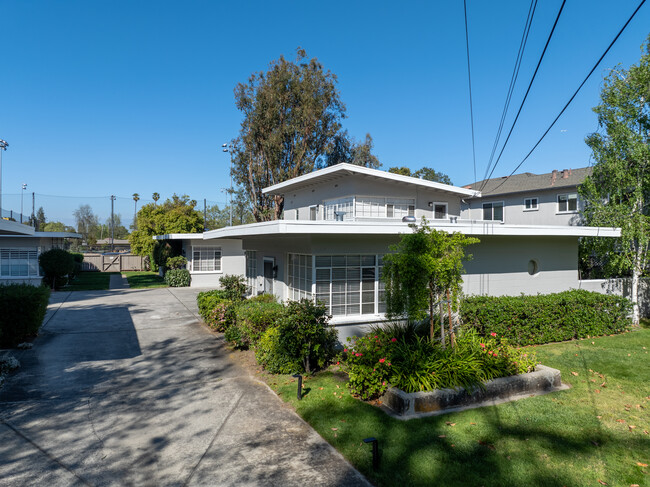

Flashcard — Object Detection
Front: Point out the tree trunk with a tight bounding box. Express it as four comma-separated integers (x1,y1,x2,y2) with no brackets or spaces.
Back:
632,246,642,325
446,288,455,347
274,195,284,220
429,290,435,341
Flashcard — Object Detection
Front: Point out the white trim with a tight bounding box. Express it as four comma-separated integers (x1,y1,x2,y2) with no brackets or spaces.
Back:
262,163,479,197
523,197,539,212
154,233,205,240
191,245,222,273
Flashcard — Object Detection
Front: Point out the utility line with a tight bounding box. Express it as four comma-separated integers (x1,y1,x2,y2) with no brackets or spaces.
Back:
479,0,567,191
487,0,648,194
463,0,477,185
483,0,537,184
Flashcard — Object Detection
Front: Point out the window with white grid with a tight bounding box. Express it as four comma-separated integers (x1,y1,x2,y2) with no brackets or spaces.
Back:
245,250,257,295
324,197,354,221
315,254,384,317
388,198,415,219
192,247,221,272
0,248,40,277
287,253,313,301
355,197,385,218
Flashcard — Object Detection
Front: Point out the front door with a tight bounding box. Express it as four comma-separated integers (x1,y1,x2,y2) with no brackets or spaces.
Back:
263,258,274,294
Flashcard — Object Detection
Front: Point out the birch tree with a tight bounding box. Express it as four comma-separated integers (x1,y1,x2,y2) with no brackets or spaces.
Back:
579,36,650,325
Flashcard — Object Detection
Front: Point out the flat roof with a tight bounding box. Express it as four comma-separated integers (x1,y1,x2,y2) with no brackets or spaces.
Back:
202,220,620,239
153,233,205,240
0,219,35,236
262,163,479,197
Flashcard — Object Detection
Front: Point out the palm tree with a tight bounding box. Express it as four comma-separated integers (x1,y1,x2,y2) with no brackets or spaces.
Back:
152,192,160,208
132,193,140,229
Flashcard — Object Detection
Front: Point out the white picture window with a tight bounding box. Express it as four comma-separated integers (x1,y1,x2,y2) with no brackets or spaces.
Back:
245,250,257,295
287,253,313,301
192,246,222,272
324,197,354,221
524,197,538,211
558,193,578,212
0,248,40,277
482,202,504,221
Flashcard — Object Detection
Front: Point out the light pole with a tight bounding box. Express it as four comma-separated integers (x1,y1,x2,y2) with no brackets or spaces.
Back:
20,183,27,223
110,195,116,252
222,143,233,227
0,139,8,218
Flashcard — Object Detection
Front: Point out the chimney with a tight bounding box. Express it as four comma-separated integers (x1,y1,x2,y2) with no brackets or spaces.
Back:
562,169,569,179
551,169,558,185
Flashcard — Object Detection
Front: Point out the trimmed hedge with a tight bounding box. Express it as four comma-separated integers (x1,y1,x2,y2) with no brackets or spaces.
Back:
164,269,191,287
229,301,285,349
255,327,302,374
461,289,632,346
0,284,50,347
39,248,75,289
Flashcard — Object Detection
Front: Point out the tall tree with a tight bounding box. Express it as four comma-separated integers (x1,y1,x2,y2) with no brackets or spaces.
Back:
73,204,99,246
579,36,650,325
42,221,76,233
132,193,140,229
388,166,453,184
383,221,478,343
152,192,160,208
35,207,46,231
129,194,204,259
321,131,381,169
231,47,346,221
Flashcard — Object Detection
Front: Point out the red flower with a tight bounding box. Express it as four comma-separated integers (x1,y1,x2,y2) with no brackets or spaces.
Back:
343,348,348,352
374,335,378,339
490,332,497,337
355,353,361,357
391,338,397,342
480,343,485,348
379,358,385,363
387,363,392,366
382,381,387,386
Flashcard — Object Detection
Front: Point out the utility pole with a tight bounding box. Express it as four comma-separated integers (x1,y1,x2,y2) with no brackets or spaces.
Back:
0,139,8,217
110,195,116,252
31,192,35,228
20,183,27,223
222,143,233,227
203,198,207,230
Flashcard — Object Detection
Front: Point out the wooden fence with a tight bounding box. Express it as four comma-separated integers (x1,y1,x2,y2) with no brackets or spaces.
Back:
81,254,146,272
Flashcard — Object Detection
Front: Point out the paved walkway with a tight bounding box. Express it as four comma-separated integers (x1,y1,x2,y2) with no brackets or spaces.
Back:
0,288,369,486
108,273,129,290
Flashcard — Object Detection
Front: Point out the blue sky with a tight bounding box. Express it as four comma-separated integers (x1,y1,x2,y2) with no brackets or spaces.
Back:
1,0,649,226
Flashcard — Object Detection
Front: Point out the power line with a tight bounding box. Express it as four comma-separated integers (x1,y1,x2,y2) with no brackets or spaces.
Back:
479,0,567,191
463,0,477,184
487,0,648,194
483,0,537,183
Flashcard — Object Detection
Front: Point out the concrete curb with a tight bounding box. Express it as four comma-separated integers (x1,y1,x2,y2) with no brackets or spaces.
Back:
381,365,569,420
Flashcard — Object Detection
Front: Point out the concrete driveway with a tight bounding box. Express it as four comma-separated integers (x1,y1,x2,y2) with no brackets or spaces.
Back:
0,287,370,486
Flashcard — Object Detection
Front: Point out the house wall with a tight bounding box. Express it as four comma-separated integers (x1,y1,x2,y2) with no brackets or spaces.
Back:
0,236,69,285
282,174,461,222
181,239,245,288
461,188,583,226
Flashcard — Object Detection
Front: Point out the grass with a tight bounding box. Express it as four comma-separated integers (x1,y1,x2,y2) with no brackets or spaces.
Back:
66,272,114,291
123,271,167,289
263,327,650,487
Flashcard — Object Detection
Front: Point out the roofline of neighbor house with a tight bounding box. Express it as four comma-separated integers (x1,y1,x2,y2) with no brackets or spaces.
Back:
261,163,480,197
201,220,620,239
153,233,206,240
0,231,82,239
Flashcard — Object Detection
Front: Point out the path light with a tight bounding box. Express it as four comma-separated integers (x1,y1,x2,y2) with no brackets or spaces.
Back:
363,437,379,470
292,373,303,400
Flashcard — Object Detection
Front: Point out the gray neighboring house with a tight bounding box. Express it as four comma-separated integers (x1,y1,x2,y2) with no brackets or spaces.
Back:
156,163,618,341
461,167,591,226
0,219,82,285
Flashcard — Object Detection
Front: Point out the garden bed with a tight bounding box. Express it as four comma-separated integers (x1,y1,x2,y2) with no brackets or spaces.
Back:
381,365,568,419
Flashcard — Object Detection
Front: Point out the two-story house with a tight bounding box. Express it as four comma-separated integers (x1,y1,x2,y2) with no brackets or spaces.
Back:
156,164,617,340
461,167,590,226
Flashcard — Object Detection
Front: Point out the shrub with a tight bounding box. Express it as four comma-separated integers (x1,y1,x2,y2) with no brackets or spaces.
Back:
461,290,632,346
255,327,302,374
229,301,285,349
272,300,338,374
0,284,50,347
342,331,396,400
197,289,227,321
39,248,75,289
70,252,84,279
247,293,277,304
219,274,248,301
196,289,239,331
166,255,187,270
164,269,191,287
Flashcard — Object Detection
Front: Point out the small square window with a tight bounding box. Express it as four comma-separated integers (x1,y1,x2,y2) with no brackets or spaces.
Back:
434,204,447,219
524,197,538,210
482,202,504,221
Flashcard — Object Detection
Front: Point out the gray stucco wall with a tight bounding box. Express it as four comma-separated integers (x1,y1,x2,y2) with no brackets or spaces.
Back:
461,188,583,226
181,238,245,289
282,174,461,222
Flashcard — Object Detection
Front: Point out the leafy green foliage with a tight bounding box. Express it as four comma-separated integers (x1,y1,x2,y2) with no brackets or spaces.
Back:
197,289,227,321
579,36,650,324
219,274,248,301
196,289,239,331
0,284,50,347
230,301,285,349
129,194,204,259
231,48,346,221
39,248,75,289
461,290,632,346
320,131,381,169
166,255,187,270
387,166,452,184
73,204,99,246
271,300,338,374
255,327,303,374
164,269,191,287
342,327,537,399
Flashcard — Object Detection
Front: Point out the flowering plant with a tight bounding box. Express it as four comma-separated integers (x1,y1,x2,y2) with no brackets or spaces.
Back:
341,332,396,400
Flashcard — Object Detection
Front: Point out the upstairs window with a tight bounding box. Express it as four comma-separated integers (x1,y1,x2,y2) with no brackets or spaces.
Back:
482,202,504,221
309,205,318,221
524,197,538,211
558,194,578,212
433,203,448,219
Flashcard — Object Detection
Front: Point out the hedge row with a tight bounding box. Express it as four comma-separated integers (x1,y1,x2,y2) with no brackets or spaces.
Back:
460,289,632,346
0,284,50,347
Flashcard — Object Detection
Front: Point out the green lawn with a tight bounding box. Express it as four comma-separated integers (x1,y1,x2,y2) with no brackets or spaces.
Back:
66,272,114,291
123,271,167,289
265,327,650,487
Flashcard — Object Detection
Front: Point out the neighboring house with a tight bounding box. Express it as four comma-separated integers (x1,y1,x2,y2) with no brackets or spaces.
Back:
461,167,591,226
0,219,82,285
155,163,618,340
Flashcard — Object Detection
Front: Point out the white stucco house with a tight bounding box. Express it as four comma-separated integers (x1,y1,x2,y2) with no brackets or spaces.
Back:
0,219,82,285
154,163,619,340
